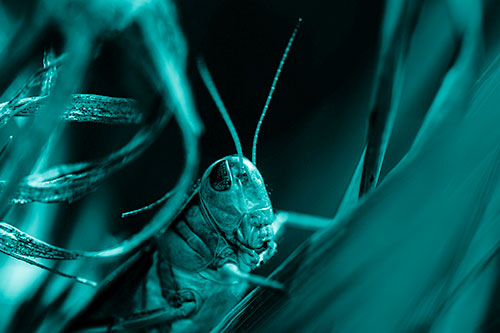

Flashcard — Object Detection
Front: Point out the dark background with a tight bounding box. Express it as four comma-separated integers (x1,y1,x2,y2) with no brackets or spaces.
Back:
115,0,385,221
47,0,388,249
29,0,470,271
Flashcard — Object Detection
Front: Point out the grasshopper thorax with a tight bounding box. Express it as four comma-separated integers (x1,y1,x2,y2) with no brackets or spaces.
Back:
199,155,274,251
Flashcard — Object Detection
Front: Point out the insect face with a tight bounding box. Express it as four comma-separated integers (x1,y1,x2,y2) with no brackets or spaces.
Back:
199,155,275,252
195,19,300,270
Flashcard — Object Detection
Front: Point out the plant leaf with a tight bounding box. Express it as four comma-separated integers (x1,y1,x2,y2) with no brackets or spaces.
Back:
2,110,169,204
0,222,79,259
5,94,142,125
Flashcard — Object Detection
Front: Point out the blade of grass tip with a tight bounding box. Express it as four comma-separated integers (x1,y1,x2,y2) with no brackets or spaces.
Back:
0,14,48,95
0,222,80,259
0,135,13,159
336,146,366,217
0,32,92,219
1,250,96,287
33,51,59,174
32,50,60,174
41,49,57,96
359,0,422,197
0,55,66,127
0,54,64,110
0,215,98,286
0,220,98,285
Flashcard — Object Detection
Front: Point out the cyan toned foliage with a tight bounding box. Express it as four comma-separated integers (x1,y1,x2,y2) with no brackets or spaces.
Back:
1,0,500,332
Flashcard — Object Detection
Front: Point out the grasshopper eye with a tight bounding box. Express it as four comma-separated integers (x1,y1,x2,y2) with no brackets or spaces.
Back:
209,160,232,191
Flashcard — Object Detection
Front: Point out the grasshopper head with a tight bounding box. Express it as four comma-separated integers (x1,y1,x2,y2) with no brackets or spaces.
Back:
199,155,275,254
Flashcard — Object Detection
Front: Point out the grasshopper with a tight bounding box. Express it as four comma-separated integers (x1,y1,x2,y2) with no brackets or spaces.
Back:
64,19,302,332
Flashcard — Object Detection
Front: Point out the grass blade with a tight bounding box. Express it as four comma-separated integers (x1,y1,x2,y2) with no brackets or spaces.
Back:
3,110,169,204
359,0,421,196
4,94,142,125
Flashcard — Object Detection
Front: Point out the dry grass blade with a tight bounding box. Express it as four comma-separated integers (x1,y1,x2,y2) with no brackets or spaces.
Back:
0,0,201,260
0,0,203,330
1,110,169,204
0,54,66,126
41,50,57,96
0,33,92,219
0,55,142,126
0,221,98,284
0,222,79,259
6,94,142,125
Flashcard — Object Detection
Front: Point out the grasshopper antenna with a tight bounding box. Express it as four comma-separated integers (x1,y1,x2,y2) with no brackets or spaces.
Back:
197,59,245,169
252,18,302,165
122,180,200,219
121,189,175,218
